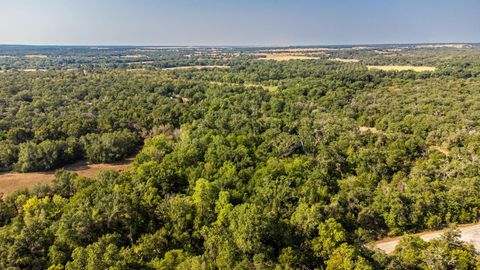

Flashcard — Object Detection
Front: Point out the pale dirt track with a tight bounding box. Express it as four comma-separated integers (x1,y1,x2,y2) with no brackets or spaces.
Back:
0,159,133,197
375,223,480,253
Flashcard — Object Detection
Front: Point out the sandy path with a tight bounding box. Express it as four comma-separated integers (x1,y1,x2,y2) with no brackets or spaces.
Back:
0,159,133,197
375,223,480,253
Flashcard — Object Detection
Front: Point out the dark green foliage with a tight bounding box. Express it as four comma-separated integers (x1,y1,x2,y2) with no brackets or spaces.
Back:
0,140,18,171
1,46,480,269
80,130,139,163
15,139,81,172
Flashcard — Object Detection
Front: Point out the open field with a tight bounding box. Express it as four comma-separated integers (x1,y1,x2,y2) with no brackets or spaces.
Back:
163,65,230,70
416,44,469,49
21,68,48,72
367,65,436,72
257,54,319,61
0,159,133,197
374,223,480,254
24,54,48,58
259,48,335,53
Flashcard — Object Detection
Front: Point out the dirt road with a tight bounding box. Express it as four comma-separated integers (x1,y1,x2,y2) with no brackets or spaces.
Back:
375,223,480,254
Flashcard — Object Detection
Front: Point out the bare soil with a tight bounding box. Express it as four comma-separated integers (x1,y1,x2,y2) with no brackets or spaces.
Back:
0,159,133,197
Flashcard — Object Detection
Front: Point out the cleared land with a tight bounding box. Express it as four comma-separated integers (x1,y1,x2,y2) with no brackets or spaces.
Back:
24,54,48,58
359,126,379,134
257,54,319,61
375,223,480,254
21,69,48,72
0,159,133,197
259,48,335,53
367,65,436,72
163,65,230,70
416,44,469,49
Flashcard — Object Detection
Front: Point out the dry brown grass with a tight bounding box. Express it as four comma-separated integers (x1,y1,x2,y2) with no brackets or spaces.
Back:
24,55,48,58
367,65,436,72
359,126,379,134
432,146,450,156
259,48,336,53
0,159,133,197
416,44,468,49
257,54,319,61
163,65,230,70
21,69,48,72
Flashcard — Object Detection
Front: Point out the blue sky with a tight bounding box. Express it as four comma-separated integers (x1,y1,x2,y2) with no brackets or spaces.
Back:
0,0,479,46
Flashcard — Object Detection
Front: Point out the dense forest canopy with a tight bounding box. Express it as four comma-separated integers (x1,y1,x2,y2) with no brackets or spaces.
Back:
0,45,480,269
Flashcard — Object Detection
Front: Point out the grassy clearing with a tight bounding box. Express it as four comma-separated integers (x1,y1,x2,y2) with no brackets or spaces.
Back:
24,55,48,58
432,146,450,156
367,65,436,72
0,159,133,196
416,44,468,49
244,83,279,92
359,126,379,134
21,69,48,72
260,48,335,53
257,54,319,61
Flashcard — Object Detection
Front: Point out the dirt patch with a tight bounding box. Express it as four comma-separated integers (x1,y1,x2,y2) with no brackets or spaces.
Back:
359,126,379,134
367,65,436,72
0,159,133,197
20,69,48,72
432,146,450,156
163,65,230,70
24,55,48,58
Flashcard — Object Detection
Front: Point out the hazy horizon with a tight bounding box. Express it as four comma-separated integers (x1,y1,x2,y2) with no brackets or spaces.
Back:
1,0,479,46
0,42,479,48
